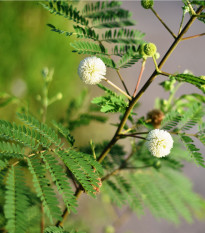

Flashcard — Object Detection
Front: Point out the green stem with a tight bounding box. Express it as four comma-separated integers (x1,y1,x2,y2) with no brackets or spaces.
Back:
151,7,176,39
56,6,204,227
166,82,183,112
116,69,131,96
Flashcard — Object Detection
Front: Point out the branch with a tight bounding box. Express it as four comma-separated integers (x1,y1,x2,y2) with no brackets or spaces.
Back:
182,32,205,40
151,7,176,39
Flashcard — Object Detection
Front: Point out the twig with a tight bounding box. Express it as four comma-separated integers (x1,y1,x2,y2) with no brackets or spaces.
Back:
133,60,146,97
182,33,205,40
116,69,131,96
103,78,132,100
151,7,176,39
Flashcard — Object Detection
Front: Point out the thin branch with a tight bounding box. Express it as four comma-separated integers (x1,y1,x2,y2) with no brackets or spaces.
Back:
133,60,146,97
119,134,147,140
116,69,131,96
151,7,176,39
182,32,205,40
103,78,132,100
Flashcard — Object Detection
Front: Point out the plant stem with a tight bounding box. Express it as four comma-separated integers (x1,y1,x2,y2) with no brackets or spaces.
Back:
103,78,132,100
119,134,147,140
133,60,146,97
116,69,131,96
182,32,205,40
151,7,176,39
55,6,204,227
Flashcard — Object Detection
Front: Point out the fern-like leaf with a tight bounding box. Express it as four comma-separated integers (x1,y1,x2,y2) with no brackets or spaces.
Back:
161,110,181,130
41,153,77,213
92,84,128,113
41,1,88,26
178,103,204,131
0,142,24,159
173,74,205,93
180,134,205,167
70,40,107,55
17,113,62,149
4,167,29,233
52,120,75,146
0,120,39,150
58,150,103,197
101,28,145,45
27,156,62,223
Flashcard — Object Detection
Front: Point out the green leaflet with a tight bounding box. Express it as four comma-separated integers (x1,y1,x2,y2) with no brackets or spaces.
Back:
130,168,203,223
101,28,145,45
41,153,77,213
4,167,29,233
0,120,39,150
58,149,103,197
17,113,62,149
117,49,142,69
92,84,128,113
173,74,205,93
0,141,24,159
180,134,205,167
52,120,75,146
27,156,62,223
70,40,107,55
40,1,88,26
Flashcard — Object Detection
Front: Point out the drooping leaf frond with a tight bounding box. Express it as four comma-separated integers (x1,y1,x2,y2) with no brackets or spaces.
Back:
173,74,205,93
27,156,62,223
70,40,107,55
4,167,29,233
0,142,24,159
17,113,62,149
177,102,204,131
40,153,77,213
52,120,75,146
92,84,128,113
117,49,142,69
130,168,203,223
0,120,39,150
161,110,181,130
179,135,205,167
58,150,103,197
41,1,88,26
101,28,145,45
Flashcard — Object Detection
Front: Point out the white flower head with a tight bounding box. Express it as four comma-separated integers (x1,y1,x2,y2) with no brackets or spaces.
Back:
146,129,174,158
78,56,106,85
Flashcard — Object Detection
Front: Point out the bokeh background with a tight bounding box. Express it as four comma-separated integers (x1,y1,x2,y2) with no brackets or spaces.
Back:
0,1,205,233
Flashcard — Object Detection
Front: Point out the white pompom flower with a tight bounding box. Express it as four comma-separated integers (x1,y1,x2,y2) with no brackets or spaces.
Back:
146,129,174,158
78,56,106,85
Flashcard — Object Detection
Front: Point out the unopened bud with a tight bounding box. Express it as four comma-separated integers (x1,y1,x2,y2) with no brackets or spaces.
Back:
143,43,157,57
141,0,154,9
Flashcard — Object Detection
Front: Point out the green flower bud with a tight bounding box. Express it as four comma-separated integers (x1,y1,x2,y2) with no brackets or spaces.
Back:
141,0,154,9
143,43,157,57
199,75,205,80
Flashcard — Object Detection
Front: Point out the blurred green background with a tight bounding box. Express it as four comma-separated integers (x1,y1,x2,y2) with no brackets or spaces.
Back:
0,1,81,121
